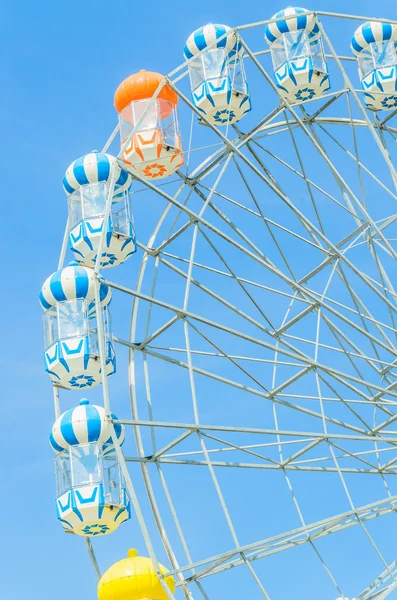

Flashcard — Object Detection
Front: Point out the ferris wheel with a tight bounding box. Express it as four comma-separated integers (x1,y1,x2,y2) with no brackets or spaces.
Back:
40,6,397,600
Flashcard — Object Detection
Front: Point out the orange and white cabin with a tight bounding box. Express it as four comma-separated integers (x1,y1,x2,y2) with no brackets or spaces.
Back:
114,70,184,180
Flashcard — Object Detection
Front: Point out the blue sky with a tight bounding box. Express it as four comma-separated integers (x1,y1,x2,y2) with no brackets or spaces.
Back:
2,0,397,598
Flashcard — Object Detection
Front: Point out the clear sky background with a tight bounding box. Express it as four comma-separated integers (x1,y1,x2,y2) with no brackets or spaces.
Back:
2,0,397,598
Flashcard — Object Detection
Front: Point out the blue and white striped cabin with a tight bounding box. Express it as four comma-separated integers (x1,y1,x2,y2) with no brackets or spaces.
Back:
40,263,116,390
184,23,251,125
51,399,130,537
351,21,397,111
264,7,330,104
64,151,136,269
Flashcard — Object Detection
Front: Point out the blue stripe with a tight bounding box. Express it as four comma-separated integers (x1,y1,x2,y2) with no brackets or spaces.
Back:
351,37,364,54
84,335,90,370
111,413,122,440
99,280,108,303
194,27,207,52
184,44,193,59
87,301,96,317
276,18,290,35
98,485,105,519
116,169,128,186
215,24,227,48
383,23,392,42
50,270,67,302
85,405,102,442
106,216,112,248
97,154,110,182
74,268,89,299
296,15,307,31
265,28,278,44
362,22,376,45
49,432,64,453
105,413,123,445
73,156,90,186
60,409,80,446
39,291,51,310
114,506,127,522
63,177,75,195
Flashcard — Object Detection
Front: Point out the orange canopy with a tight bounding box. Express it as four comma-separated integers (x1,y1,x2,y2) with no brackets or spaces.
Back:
114,70,178,113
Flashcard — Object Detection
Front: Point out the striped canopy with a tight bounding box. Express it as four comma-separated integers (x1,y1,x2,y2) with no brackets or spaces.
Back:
351,21,397,56
63,151,132,201
265,7,320,46
184,23,243,63
49,399,124,455
39,263,111,311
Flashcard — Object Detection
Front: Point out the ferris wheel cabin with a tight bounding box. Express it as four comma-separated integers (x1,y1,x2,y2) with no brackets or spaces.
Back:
351,21,397,111
64,151,136,269
265,7,330,104
114,70,184,180
39,263,115,390
50,400,130,537
184,23,252,125
98,549,175,600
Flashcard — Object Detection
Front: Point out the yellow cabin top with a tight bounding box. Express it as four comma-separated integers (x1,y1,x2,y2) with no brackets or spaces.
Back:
98,549,175,600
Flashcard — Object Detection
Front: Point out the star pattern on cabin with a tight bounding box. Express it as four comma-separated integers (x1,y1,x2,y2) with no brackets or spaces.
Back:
93,252,118,267
213,108,237,123
69,374,96,388
381,95,397,109
82,523,110,536
295,87,316,102
142,163,168,178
